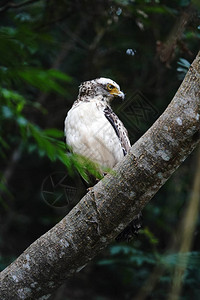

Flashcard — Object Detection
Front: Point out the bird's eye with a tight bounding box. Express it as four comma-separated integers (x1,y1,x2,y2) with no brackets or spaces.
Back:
107,84,114,91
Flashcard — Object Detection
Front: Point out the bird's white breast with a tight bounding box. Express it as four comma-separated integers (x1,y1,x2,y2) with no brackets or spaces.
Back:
64,101,124,168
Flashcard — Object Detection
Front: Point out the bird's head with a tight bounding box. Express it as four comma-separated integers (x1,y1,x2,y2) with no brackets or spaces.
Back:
78,77,124,103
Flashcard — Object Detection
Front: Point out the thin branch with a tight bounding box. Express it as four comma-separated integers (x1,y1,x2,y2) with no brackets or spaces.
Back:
156,4,197,67
0,0,41,13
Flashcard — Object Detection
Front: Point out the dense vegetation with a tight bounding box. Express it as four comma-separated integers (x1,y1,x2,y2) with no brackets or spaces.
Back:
0,0,200,299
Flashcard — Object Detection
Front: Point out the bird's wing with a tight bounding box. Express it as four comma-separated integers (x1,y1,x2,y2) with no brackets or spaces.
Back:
104,106,131,156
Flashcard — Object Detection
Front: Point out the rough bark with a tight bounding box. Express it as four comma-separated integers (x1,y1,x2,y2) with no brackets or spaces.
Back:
0,51,199,300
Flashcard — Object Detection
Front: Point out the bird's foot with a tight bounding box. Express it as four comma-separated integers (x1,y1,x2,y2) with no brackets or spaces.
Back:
115,212,143,242
87,186,93,192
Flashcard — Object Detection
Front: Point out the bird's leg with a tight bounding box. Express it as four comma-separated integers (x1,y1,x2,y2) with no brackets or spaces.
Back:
86,169,106,192
86,176,101,192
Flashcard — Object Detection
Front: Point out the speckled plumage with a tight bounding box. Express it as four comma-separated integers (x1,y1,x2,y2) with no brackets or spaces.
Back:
64,77,131,168
64,77,142,242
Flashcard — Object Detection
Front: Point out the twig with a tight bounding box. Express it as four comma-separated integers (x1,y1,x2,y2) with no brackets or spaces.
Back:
0,0,41,13
156,4,197,67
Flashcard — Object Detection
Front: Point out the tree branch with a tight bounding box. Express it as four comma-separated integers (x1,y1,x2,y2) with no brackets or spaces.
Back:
0,0,41,13
156,4,197,67
0,51,199,300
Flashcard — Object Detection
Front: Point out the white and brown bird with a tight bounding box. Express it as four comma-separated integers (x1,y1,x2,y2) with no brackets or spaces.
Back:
64,77,141,241
64,77,130,169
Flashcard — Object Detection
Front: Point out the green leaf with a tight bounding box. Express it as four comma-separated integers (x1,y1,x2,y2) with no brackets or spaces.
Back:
17,68,72,95
141,227,159,245
47,69,72,82
29,124,58,161
43,128,64,138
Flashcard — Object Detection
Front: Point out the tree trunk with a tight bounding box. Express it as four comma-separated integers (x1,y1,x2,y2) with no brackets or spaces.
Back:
0,51,199,300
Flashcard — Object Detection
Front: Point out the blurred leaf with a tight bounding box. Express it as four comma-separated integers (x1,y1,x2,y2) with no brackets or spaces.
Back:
43,128,64,138
28,124,60,161
177,58,191,69
105,245,156,266
161,251,200,269
18,68,72,95
1,106,13,119
17,116,28,126
26,123,102,181
177,57,190,80
141,227,159,245
180,0,191,6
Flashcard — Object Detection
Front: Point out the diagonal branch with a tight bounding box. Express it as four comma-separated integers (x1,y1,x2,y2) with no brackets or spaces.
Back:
156,4,197,67
0,0,41,13
0,51,199,300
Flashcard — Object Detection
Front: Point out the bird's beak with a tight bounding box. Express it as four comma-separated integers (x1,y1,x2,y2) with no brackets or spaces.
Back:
110,87,125,100
117,90,125,100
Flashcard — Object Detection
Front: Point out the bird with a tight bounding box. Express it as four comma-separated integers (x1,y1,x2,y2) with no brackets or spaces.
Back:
64,77,142,241
64,77,130,169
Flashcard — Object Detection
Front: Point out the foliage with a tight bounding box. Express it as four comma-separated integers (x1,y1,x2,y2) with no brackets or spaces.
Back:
99,245,200,270
0,54,102,188
177,58,191,79
96,245,200,299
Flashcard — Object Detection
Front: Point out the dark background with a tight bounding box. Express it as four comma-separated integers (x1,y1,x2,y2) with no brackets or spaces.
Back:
0,0,200,299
